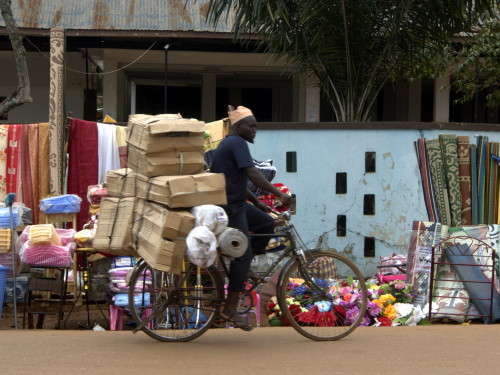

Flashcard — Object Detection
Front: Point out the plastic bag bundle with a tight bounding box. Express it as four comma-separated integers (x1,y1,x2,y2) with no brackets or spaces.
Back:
186,226,217,268
39,194,82,214
0,205,22,229
191,205,228,235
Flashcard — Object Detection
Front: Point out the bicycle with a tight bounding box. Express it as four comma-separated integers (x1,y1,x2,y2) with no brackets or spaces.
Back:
127,210,368,342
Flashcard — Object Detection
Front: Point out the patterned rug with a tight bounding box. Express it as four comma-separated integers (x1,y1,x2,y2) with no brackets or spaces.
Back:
425,139,451,225
439,134,462,226
457,136,472,225
406,221,448,307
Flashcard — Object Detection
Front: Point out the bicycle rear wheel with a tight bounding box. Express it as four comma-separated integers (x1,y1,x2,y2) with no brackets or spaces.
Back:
277,250,368,341
128,260,224,342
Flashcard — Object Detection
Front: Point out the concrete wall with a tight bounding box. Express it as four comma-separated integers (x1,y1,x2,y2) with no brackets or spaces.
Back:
249,126,500,277
0,52,85,123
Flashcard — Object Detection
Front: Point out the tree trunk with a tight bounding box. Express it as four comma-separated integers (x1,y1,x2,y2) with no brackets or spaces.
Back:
0,0,32,117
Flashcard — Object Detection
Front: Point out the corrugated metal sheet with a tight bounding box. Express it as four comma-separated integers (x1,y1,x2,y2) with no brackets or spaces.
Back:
0,0,234,32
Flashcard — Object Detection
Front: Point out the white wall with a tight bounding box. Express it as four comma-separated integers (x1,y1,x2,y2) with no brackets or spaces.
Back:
0,52,85,123
250,127,500,277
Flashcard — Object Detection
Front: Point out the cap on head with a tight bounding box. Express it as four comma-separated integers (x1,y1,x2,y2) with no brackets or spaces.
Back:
228,105,256,126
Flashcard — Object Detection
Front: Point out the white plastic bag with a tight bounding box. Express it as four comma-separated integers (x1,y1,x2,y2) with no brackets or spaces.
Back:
191,205,228,235
186,226,217,268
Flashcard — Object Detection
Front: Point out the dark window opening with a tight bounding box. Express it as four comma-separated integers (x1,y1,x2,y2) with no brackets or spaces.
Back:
365,152,376,173
337,215,346,237
364,237,375,257
135,85,201,119
336,173,347,194
363,194,375,215
286,152,297,172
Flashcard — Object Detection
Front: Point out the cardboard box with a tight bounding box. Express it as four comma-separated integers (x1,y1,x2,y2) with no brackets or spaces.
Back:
105,168,137,197
126,113,205,153
92,197,138,256
136,220,186,275
134,199,195,241
127,145,205,177
136,172,227,208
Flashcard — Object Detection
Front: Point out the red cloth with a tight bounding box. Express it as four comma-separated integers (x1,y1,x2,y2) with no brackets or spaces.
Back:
66,118,98,231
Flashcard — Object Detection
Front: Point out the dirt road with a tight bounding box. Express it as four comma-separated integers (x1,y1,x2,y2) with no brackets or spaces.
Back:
0,325,496,375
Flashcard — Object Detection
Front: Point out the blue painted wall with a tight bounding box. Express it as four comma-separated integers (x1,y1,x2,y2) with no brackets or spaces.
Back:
249,128,500,277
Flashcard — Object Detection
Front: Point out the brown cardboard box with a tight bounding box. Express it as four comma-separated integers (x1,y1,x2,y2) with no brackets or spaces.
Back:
127,145,205,177
134,199,195,241
104,168,136,197
92,197,137,256
136,218,186,274
127,113,205,153
136,172,227,208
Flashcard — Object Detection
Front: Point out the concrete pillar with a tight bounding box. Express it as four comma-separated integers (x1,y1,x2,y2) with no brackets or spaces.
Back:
202,72,216,122
408,80,422,121
305,83,320,122
103,50,118,121
434,75,450,122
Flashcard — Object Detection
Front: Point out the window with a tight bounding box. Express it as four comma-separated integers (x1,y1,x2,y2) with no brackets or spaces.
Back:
364,237,375,257
337,215,346,237
363,194,375,215
286,152,297,172
336,173,347,194
365,152,376,173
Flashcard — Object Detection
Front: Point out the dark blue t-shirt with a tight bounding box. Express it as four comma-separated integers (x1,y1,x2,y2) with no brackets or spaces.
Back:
210,135,254,206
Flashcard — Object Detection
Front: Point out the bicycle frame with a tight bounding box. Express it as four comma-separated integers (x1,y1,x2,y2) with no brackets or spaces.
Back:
132,212,330,333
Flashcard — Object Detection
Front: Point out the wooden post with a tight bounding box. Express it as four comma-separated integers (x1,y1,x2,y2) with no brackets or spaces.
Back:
48,28,65,195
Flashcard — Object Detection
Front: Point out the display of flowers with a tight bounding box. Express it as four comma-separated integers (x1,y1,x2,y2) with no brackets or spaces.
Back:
266,277,430,327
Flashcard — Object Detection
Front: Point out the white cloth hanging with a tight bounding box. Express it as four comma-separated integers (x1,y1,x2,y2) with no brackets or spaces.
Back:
97,123,121,184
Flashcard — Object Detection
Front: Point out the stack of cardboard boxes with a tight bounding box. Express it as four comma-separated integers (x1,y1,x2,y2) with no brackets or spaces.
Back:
93,114,227,274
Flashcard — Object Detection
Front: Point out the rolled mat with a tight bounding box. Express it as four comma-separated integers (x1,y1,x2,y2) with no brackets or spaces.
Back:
444,246,500,324
217,227,248,258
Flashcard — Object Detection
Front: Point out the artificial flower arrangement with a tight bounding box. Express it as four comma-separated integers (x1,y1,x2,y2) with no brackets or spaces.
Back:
266,278,430,327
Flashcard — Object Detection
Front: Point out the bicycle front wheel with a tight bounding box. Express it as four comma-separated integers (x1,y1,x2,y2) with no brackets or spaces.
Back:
128,260,224,342
277,250,368,341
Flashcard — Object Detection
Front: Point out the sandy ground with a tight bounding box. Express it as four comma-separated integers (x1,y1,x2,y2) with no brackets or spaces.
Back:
0,325,498,375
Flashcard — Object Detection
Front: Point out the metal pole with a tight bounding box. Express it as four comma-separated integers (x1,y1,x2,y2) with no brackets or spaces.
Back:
164,44,170,113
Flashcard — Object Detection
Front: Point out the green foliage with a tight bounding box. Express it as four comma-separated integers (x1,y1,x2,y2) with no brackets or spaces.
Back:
207,0,495,121
450,10,500,108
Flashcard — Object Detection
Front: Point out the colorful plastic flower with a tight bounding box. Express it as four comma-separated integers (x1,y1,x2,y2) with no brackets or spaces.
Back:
314,301,332,313
383,304,397,320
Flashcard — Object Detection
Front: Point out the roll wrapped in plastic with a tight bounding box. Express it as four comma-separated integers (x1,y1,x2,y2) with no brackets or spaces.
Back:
217,227,248,258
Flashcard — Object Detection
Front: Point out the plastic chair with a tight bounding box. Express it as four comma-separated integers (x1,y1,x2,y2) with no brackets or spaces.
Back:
109,305,153,330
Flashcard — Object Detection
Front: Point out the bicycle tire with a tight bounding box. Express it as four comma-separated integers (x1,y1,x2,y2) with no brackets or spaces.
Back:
277,250,368,341
128,260,224,342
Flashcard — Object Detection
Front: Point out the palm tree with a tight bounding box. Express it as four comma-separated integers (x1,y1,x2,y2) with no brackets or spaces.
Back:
207,0,495,122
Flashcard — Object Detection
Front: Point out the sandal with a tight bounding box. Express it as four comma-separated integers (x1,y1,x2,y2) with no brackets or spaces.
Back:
220,311,253,331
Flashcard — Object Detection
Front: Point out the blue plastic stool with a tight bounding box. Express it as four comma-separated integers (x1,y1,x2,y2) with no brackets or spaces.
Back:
0,265,9,320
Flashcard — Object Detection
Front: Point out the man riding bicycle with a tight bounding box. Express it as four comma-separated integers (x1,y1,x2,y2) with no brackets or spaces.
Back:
210,105,292,331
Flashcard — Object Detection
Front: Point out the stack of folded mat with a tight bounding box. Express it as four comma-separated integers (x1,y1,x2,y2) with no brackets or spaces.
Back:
18,224,76,268
108,256,151,308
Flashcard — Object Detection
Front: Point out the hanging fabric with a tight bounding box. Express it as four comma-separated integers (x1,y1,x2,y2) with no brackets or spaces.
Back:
6,124,21,197
67,118,98,230
0,125,8,198
97,123,120,184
